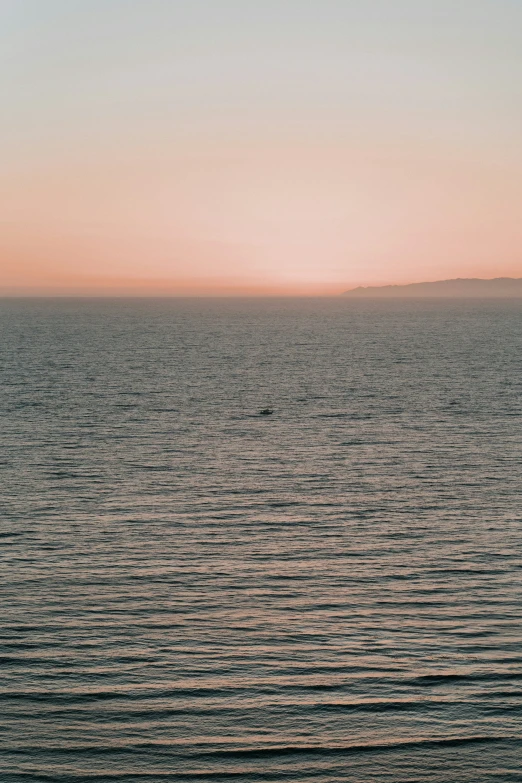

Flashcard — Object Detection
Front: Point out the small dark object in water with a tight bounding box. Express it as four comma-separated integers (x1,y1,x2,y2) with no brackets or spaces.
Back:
259,408,274,416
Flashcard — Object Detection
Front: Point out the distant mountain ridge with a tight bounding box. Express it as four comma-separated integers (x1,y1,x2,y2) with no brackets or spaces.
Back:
344,277,522,297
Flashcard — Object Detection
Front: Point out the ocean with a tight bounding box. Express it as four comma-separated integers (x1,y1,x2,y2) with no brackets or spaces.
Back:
2,297,522,782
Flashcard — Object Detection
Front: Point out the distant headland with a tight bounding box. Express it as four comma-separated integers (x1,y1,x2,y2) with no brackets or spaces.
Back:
344,277,522,298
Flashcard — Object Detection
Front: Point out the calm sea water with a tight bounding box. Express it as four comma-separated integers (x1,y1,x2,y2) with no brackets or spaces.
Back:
2,297,522,782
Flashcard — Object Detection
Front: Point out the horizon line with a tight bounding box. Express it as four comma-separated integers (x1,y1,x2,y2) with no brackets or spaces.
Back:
2,275,522,299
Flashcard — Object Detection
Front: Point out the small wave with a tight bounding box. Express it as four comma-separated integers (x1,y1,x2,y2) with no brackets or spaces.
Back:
198,735,514,760
413,672,522,687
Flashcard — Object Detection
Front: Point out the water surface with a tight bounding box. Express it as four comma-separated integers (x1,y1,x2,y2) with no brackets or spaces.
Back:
2,297,522,781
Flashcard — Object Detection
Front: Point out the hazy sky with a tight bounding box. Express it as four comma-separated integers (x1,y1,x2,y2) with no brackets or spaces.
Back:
2,0,521,294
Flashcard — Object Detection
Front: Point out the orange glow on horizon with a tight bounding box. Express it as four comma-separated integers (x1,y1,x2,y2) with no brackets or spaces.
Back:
2,135,521,296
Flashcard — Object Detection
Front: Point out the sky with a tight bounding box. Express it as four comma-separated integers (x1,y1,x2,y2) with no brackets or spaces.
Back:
1,0,521,295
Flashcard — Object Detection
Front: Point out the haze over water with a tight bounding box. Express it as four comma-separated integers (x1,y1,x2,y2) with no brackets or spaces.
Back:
2,297,522,781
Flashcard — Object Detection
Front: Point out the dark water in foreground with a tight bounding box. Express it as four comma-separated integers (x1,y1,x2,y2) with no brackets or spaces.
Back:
1,297,522,782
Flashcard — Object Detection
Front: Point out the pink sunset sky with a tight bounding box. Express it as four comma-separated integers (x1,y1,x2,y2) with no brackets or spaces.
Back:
2,0,521,295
